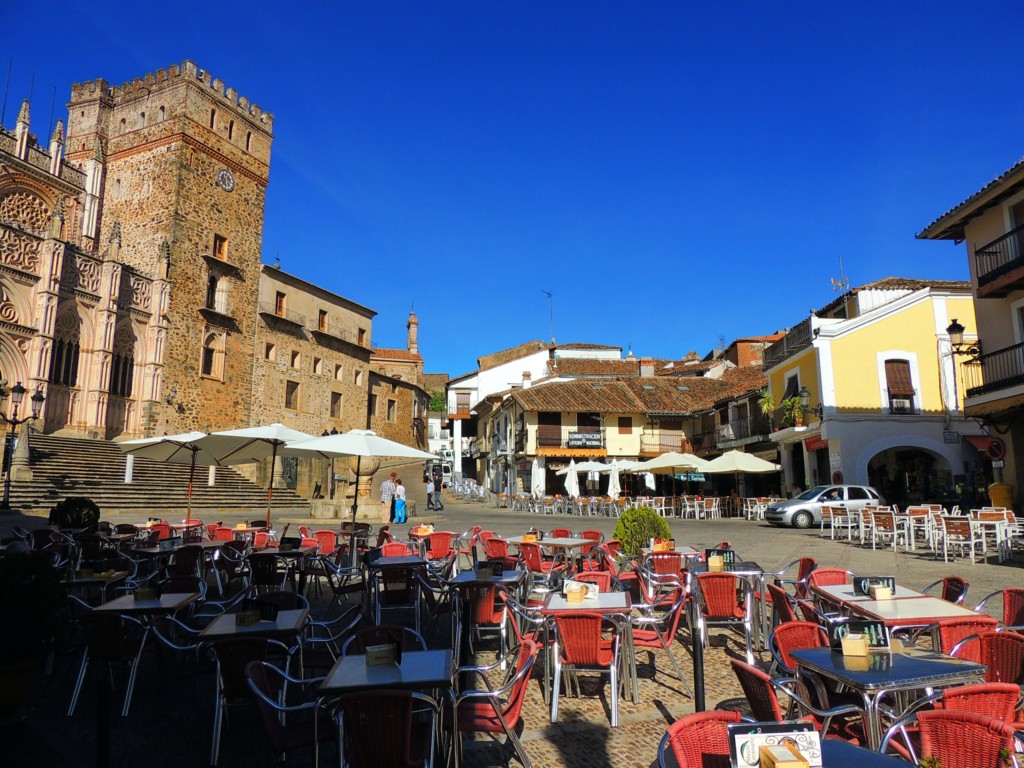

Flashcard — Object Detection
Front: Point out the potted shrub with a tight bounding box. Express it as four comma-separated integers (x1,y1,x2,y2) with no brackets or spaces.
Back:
758,390,776,431
612,505,672,556
48,495,100,532
781,397,804,428
0,553,63,722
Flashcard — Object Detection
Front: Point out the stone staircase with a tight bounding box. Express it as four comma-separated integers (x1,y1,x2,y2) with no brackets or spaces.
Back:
8,432,310,517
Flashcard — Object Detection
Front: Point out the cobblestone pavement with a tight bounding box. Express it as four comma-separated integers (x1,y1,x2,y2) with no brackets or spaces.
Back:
3,464,1020,767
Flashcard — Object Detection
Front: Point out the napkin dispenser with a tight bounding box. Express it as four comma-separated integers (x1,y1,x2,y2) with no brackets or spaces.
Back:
475,565,496,579
365,643,398,666
708,555,725,572
235,523,246,530
522,533,537,543
76,568,95,578
134,588,158,601
869,584,893,600
653,538,674,552
759,743,809,768
565,585,586,603
841,633,869,657
235,609,261,627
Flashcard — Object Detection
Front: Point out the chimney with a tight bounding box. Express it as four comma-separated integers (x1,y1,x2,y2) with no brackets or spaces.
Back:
406,310,419,354
640,357,654,378
522,371,532,389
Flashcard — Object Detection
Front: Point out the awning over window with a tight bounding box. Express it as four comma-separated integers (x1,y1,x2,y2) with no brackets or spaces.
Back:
965,435,995,453
782,376,799,400
884,360,915,396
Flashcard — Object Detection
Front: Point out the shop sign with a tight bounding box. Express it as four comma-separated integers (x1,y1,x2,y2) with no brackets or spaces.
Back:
567,432,603,448
804,435,828,452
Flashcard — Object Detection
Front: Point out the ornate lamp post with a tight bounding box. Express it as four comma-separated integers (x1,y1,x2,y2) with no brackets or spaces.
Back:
0,381,45,511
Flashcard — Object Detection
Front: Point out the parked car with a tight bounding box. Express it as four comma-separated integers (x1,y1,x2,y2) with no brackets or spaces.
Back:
423,460,453,487
764,485,884,529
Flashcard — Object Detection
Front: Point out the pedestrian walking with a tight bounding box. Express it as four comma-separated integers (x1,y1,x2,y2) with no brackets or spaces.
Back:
432,470,444,511
380,472,397,522
394,479,407,523
426,478,435,510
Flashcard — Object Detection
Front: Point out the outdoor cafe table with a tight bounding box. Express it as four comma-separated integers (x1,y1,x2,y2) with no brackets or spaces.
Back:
316,649,454,765
93,591,201,617
198,607,309,641
639,545,701,560
263,545,318,593
61,570,130,603
790,646,987,749
845,596,983,628
820,739,921,767
540,590,637,705
812,583,926,606
506,535,594,573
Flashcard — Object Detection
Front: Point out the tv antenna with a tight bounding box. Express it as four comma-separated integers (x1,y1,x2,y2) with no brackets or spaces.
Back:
830,256,850,293
542,290,555,344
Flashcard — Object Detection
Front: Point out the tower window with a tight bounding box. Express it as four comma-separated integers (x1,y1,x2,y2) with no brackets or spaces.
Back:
290,350,300,369
138,112,145,129
209,108,216,129
354,370,363,386
285,380,300,410
159,106,165,121
357,328,367,346
265,343,275,361
275,292,286,316
213,234,228,260
318,309,328,331
201,332,225,379
313,357,323,375
245,131,252,151
119,118,126,135
334,364,343,380
48,338,81,387
387,399,397,422
228,120,234,140
330,392,342,418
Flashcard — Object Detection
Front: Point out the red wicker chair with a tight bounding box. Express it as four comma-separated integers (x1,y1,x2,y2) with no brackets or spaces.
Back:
244,660,335,762
211,526,236,542
767,583,799,625
729,659,866,742
805,568,852,590
336,690,439,768
922,576,970,605
574,571,614,592
548,527,572,539
481,536,509,560
882,709,1018,768
772,557,818,599
644,551,685,579
424,531,456,561
937,681,1020,721
951,630,1024,684
770,621,828,674
313,530,337,556
694,572,755,664
455,581,509,660
454,640,538,768
631,587,693,696
975,587,1024,627
380,541,414,557
658,710,742,768
910,615,1000,654
550,612,623,726
517,541,567,587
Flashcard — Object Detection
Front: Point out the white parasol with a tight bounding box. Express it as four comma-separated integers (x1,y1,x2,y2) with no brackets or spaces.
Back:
118,431,212,514
606,459,621,500
530,458,545,498
563,458,580,498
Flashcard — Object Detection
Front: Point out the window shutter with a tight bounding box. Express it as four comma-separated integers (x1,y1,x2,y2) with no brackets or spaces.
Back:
884,360,915,396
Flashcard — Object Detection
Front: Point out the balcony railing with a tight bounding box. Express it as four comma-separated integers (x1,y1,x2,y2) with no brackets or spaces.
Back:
258,301,305,327
448,405,471,419
308,318,361,346
976,224,1024,289
639,433,693,455
717,415,771,445
536,424,604,450
966,342,1024,398
689,431,716,455
764,318,812,368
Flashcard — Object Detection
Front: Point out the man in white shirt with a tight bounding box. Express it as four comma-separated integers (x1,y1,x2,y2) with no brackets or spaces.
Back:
426,479,435,510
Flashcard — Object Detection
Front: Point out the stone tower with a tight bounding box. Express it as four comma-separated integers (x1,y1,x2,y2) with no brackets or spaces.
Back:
64,61,274,434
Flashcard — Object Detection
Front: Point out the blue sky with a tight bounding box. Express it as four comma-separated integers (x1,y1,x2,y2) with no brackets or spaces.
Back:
5,2,1024,379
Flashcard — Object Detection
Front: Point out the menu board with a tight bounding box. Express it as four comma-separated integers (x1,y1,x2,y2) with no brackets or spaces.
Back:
825,618,889,649
727,721,822,768
852,575,896,596
704,548,736,564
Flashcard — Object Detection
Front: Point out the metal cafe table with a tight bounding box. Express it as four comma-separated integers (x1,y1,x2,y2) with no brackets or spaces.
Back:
789,646,987,749
93,592,201,617
845,596,983,628
506,535,595,573
198,608,309,642
820,739,919,767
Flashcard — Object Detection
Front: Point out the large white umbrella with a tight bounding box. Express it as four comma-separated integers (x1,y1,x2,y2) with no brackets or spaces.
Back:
703,450,780,473
606,460,621,500
200,423,318,528
530,458,545,499
118,431,212,514
563,458,580,498
635,451,710,498
282,429,434,531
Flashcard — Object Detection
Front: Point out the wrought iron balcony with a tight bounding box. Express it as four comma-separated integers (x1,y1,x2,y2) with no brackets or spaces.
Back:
536,424,604,450
965,342,1024,398
976,225,1024,297
639,433,693,455
717,415,771,446
763,318,812,369
258,301,305,328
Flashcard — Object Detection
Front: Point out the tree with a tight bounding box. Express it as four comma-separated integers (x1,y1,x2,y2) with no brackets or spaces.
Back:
428,390,446,412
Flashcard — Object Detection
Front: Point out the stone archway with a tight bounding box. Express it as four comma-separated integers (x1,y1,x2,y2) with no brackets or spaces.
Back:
860,434,955,507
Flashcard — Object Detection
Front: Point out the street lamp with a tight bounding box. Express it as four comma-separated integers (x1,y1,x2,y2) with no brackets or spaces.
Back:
0,381,45,511
321,427,339,499
797,386,824,418
946,318,983,361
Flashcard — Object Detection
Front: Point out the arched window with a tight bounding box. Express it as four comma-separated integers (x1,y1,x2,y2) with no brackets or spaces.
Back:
209,108,216,129
201,332,225,380
110,324,136,397
228,120,234,140
48,312,82,387
119,118,126,135
159,106,165,121
245,131,252,151
137,112,145,129
206,275,218,310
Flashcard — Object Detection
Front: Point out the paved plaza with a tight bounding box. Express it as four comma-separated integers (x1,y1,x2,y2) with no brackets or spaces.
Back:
2,463,1020,767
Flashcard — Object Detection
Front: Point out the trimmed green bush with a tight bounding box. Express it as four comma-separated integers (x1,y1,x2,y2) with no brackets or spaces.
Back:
48,496,100,531
612,505,672,556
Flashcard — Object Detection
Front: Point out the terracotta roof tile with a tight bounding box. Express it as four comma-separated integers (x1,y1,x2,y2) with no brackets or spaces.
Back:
547,358,639,377
371,348,423,362
815,277,971,316
918,157,1024,240
476,341,549,371
512,379,643,414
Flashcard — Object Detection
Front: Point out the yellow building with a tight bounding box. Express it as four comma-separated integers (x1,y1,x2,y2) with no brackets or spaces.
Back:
765,278,987,507
919,160,1024,510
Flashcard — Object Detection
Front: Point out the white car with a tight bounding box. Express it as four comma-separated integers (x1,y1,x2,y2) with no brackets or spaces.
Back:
764,485,884,529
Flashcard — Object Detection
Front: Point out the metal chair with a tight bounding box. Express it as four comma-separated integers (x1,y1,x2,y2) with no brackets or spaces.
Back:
974,587,1024,627
67,612,149,717
922,576,970,606
336,690,440,768
244,660,335,762
454,640,538,768
693,572,755,665
881,709,1019,768
658,710,742,768
950,629,1024,684
550,612,623,727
